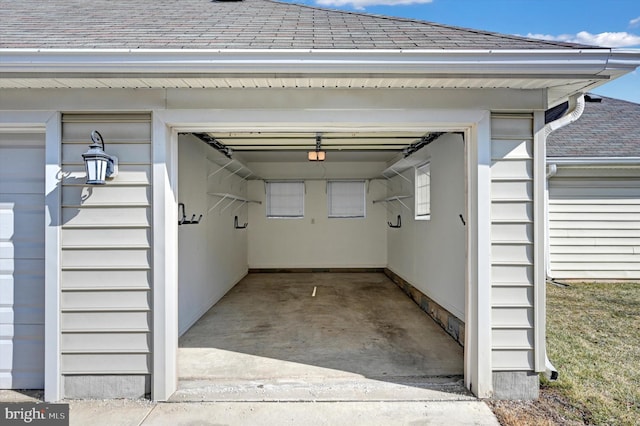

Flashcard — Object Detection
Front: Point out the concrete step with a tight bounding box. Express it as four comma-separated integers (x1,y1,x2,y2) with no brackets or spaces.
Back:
171,375,472,402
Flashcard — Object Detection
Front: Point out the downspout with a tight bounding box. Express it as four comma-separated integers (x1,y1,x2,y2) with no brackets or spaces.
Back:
545,163,558,280
542,94,586,380
544,94,586,279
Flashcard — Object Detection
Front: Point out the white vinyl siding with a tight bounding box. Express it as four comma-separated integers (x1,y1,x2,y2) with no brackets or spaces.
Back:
327,181,365,218
266,181,304,218
490,113,536,371
415,162,431,219
0,132,45,389
549,166,640,279
60,113,152,381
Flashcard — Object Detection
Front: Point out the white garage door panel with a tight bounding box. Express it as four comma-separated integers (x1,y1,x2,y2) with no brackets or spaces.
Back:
0,133,45,390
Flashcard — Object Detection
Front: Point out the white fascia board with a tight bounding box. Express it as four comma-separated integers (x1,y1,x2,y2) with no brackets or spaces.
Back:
1,48,638,77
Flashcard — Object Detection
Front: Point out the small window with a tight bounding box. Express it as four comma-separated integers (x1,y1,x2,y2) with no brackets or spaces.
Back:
327,180,366,218
266,181,304,218
415,162,431,220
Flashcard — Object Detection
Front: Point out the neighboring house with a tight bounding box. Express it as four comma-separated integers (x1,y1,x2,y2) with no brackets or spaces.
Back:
547,94,640,280
1,0,639,402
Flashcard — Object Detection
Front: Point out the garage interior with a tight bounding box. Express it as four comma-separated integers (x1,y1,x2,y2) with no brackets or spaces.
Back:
175,129,467,400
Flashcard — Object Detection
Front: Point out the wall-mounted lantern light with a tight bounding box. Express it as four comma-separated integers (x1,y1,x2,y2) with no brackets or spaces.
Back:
82,130,118,185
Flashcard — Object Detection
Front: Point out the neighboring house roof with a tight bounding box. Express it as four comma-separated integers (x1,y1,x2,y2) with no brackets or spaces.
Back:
0,0,592,50
548,95,640,158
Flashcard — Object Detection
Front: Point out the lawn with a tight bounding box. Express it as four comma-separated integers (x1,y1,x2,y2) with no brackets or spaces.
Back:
488,281,640,425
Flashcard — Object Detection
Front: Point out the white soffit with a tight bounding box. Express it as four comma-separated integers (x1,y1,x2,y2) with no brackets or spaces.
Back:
2,49,638,98
0,76,607,90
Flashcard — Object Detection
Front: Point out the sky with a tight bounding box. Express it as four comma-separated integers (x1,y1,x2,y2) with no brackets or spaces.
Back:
283,0,640,103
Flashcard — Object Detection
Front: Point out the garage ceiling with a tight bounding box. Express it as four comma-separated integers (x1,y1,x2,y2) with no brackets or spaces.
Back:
193,130,433,164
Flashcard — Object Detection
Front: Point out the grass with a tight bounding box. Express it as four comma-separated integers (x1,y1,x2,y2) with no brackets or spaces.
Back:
488,281,640,425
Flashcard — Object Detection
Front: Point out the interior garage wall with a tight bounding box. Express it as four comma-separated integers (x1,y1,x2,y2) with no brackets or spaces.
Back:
386,133,466,321
246,163,388,269
549,165,640,280
177,134,248,335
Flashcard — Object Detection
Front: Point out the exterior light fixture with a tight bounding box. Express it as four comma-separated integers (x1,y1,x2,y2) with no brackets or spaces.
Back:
82,130,118,185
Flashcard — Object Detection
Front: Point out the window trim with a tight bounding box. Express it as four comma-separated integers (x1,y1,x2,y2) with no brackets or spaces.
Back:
415,161,431,220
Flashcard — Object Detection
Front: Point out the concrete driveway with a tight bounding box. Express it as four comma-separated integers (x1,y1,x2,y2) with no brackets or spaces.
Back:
1,390,499,425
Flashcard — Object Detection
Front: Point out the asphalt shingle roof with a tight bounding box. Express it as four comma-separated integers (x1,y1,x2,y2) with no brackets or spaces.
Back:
548,95,640,157
0,0,596,50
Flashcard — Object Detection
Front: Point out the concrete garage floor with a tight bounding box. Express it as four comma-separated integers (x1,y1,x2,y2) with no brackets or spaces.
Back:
175,272,466,402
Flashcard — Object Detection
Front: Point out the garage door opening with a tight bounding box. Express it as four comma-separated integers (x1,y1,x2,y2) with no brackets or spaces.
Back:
0,132,45,391
174,129,467,399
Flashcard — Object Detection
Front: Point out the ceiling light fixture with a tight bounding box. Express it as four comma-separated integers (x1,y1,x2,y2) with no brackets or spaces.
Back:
308,133,326,161
308,150,326,161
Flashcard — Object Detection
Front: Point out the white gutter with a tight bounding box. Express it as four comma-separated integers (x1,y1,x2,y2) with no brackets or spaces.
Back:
543,94,586,381
1,48,638,76
547,156,640,166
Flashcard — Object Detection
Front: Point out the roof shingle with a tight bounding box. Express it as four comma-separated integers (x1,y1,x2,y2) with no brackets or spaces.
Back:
548,95,640,157
0,0,597,50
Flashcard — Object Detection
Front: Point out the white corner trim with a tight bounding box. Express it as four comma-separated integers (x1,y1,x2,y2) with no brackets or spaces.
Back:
44,113,62,402
534,111,548,373
151,113,179,401
465,111,493,398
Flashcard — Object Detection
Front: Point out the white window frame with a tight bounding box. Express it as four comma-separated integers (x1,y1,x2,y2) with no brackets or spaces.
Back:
415,161,431,220
327,180,366,218
266,181,305,218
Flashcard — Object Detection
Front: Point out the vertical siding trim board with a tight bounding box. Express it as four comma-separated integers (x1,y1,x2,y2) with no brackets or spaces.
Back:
490,113,537,376
532,112,547,372
466,114,493,398
60,113,152,398
44,113,62,401
151,111,178,401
